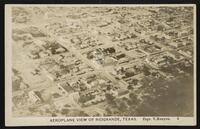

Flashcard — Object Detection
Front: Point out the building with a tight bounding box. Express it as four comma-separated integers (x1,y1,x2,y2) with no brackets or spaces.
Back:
154,57,167,67
117,89,129,96
28,91,43,103
167,51,184,61
168,41,183,48
178,49,193,58
57,82,73,95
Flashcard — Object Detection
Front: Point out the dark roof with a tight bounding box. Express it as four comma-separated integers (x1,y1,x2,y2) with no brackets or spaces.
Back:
116,54,126,60
103,47,116,54
60,83,73,92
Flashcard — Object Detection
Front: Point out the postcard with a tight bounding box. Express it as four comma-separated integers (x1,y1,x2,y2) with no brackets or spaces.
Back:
5,4,196,126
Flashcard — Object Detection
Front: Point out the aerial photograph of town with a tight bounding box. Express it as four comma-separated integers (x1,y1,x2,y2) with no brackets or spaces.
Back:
11,5,195,117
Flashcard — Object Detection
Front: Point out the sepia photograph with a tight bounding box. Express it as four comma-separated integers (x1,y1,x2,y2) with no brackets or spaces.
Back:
5,4,196,126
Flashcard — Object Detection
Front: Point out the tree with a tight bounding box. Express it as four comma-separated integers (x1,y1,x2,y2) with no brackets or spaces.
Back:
118,101,128,112
105,107,112,116
157,25,164,31
12,68,20,75
52,113,57,117
105,93,116,105
127,85,133,90
61,108,69,116
129,92,139,106
28,107,37,113
143,65,151,76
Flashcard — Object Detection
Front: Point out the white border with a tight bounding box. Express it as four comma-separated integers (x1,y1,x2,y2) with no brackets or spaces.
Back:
5,4,197,126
